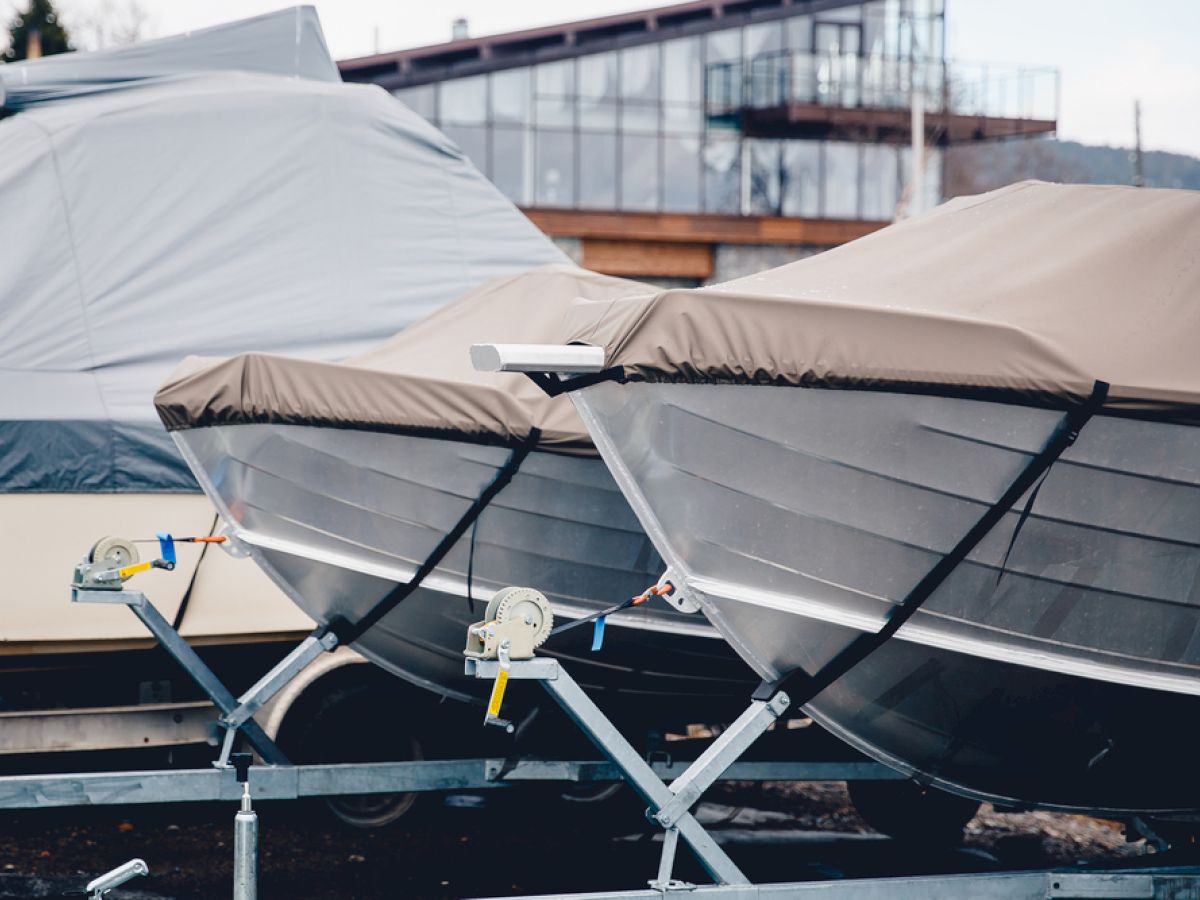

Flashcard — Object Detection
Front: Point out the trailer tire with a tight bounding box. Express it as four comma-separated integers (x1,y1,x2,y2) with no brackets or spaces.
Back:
847,779,980,846
275,675,425,830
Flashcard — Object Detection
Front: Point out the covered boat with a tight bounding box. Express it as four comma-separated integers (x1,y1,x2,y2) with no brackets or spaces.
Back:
0,6,565,768
155,265,752,730
493,182,1200,816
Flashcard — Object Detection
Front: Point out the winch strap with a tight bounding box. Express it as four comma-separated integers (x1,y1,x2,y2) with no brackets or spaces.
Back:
753,380,1109,704
548,581,664,639
332,428,541,645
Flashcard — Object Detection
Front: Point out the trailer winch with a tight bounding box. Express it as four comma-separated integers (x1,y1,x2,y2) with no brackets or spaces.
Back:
464,586,554,731
71,535,170,590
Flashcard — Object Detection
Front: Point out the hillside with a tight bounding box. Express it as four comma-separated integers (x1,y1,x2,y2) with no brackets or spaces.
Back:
945,139,1200,197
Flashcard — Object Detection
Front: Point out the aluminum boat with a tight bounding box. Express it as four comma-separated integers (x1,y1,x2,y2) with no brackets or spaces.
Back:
156,267,752,731
483,183,1200,816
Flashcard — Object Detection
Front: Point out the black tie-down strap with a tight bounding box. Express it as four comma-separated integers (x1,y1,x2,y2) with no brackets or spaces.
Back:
753,381,1109,705
525,367,623,398
324,428,541,646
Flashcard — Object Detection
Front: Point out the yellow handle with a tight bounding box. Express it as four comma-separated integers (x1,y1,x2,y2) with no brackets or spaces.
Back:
486,669,510,719
118,561,153,580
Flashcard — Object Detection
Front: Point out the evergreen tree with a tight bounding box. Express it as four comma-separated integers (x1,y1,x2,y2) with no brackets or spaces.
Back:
4,0,72,62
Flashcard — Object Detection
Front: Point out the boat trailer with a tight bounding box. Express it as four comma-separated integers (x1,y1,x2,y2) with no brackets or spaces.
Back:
47,545,1200,898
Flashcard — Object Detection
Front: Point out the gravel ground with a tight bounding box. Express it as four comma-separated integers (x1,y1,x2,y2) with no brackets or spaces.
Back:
0,780,1154,899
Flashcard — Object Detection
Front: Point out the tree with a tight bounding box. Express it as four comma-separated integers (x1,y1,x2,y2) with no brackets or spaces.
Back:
72,0,151,52
4,0,73,62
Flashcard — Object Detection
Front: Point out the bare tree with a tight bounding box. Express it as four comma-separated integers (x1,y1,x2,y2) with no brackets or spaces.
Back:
67,0,151,51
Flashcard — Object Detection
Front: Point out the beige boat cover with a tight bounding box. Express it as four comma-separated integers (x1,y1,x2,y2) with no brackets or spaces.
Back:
155,266,650,453
564,182,1200,420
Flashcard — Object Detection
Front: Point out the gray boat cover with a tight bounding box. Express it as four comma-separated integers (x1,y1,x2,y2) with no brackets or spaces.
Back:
155,266,650,454
0,9,565,492
0,7,339,109
562,181,1200,421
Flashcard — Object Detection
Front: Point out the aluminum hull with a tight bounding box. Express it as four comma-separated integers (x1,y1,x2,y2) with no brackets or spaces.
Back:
173,424,750,728
572,382,1200,814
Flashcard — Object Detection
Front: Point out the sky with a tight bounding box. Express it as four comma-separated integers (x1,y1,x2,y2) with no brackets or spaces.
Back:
14,0,1200,156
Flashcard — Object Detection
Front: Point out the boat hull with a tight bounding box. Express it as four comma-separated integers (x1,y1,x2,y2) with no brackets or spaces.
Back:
573,381,1200,814
174,424,752,729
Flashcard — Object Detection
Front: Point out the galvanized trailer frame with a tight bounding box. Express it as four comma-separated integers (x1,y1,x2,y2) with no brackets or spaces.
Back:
40,584,899,811
462,656,1200,900
59,581,1200,899
481,870,1200,900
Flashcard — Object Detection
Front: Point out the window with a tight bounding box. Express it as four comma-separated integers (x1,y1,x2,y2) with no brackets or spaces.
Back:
787,16,813,54
578,52,618,128
439,75,487,125
392,84,436,121
749,139,783,215
579,132,618,208
746,22,786,108
536,129,575,207
705,26,741,64
898,146,944,212
781,141,820,218
703,136,741,213
620,44,660,133
442,125,489,175
662,37,702,133
492,126,532,205
535,60,574,127
621,134,660,211
860,143,899,220
745,21,784,58
492,68,531,125
663,136,702,211
823,141,860,218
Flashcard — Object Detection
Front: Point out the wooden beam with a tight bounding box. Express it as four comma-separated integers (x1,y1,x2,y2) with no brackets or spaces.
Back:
523,208,884,247
582,239,713,279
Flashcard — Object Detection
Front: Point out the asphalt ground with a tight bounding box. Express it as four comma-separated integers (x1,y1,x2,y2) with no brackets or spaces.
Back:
0,780,1150,899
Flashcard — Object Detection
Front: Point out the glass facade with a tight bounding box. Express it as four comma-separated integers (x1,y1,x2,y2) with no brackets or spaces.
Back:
392,0,946,221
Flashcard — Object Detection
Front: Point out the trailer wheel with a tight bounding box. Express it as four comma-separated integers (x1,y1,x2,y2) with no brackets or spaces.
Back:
277,679,424,829
847,779,980,846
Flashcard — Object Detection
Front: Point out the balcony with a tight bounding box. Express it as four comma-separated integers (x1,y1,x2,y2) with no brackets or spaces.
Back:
706,52,1059,145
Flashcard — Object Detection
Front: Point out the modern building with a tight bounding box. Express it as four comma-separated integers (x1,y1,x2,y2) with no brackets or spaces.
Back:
340,0,1057,283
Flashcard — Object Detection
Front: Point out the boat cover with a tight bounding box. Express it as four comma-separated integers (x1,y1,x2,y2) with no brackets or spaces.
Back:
0,8,565,492
561,181,1200,421
155,266,650,454
0,7,339,109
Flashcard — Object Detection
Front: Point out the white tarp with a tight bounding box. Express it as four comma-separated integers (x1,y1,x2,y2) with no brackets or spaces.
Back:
0,8,564,491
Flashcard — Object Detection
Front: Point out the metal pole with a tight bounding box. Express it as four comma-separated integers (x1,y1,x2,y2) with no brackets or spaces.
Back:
1133,99,1145,187
71,588,288,765
536,663,750,886
232,753,258,900
234,805,258,900
910,87,924,216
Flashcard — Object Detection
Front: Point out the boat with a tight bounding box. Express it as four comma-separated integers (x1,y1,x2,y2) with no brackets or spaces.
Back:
479,182,1200,817
0,7,565,770
155,265,754,733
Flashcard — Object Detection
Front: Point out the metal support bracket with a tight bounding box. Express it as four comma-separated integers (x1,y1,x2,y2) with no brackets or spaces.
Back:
222,630,338,730
469,656,793,889
72,587,289,766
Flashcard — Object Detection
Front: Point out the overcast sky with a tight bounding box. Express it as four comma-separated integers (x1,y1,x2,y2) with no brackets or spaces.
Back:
20,0,1200,156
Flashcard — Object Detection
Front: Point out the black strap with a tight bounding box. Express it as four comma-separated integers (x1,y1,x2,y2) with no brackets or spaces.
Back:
525,367,623,398
171,512,220,630
328,429,541,645
994,468,1050,586
753,381,1109,703
548,595,641,638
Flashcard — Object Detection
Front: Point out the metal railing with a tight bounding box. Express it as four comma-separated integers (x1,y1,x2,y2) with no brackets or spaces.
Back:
707,51,1059,124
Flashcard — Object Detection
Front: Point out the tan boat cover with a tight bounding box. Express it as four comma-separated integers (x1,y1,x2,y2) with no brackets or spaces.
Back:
563,182,1200,420
155,266,650,453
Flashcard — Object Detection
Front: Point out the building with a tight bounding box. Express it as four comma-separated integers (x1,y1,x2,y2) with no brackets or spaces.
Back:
340,0,1057,284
